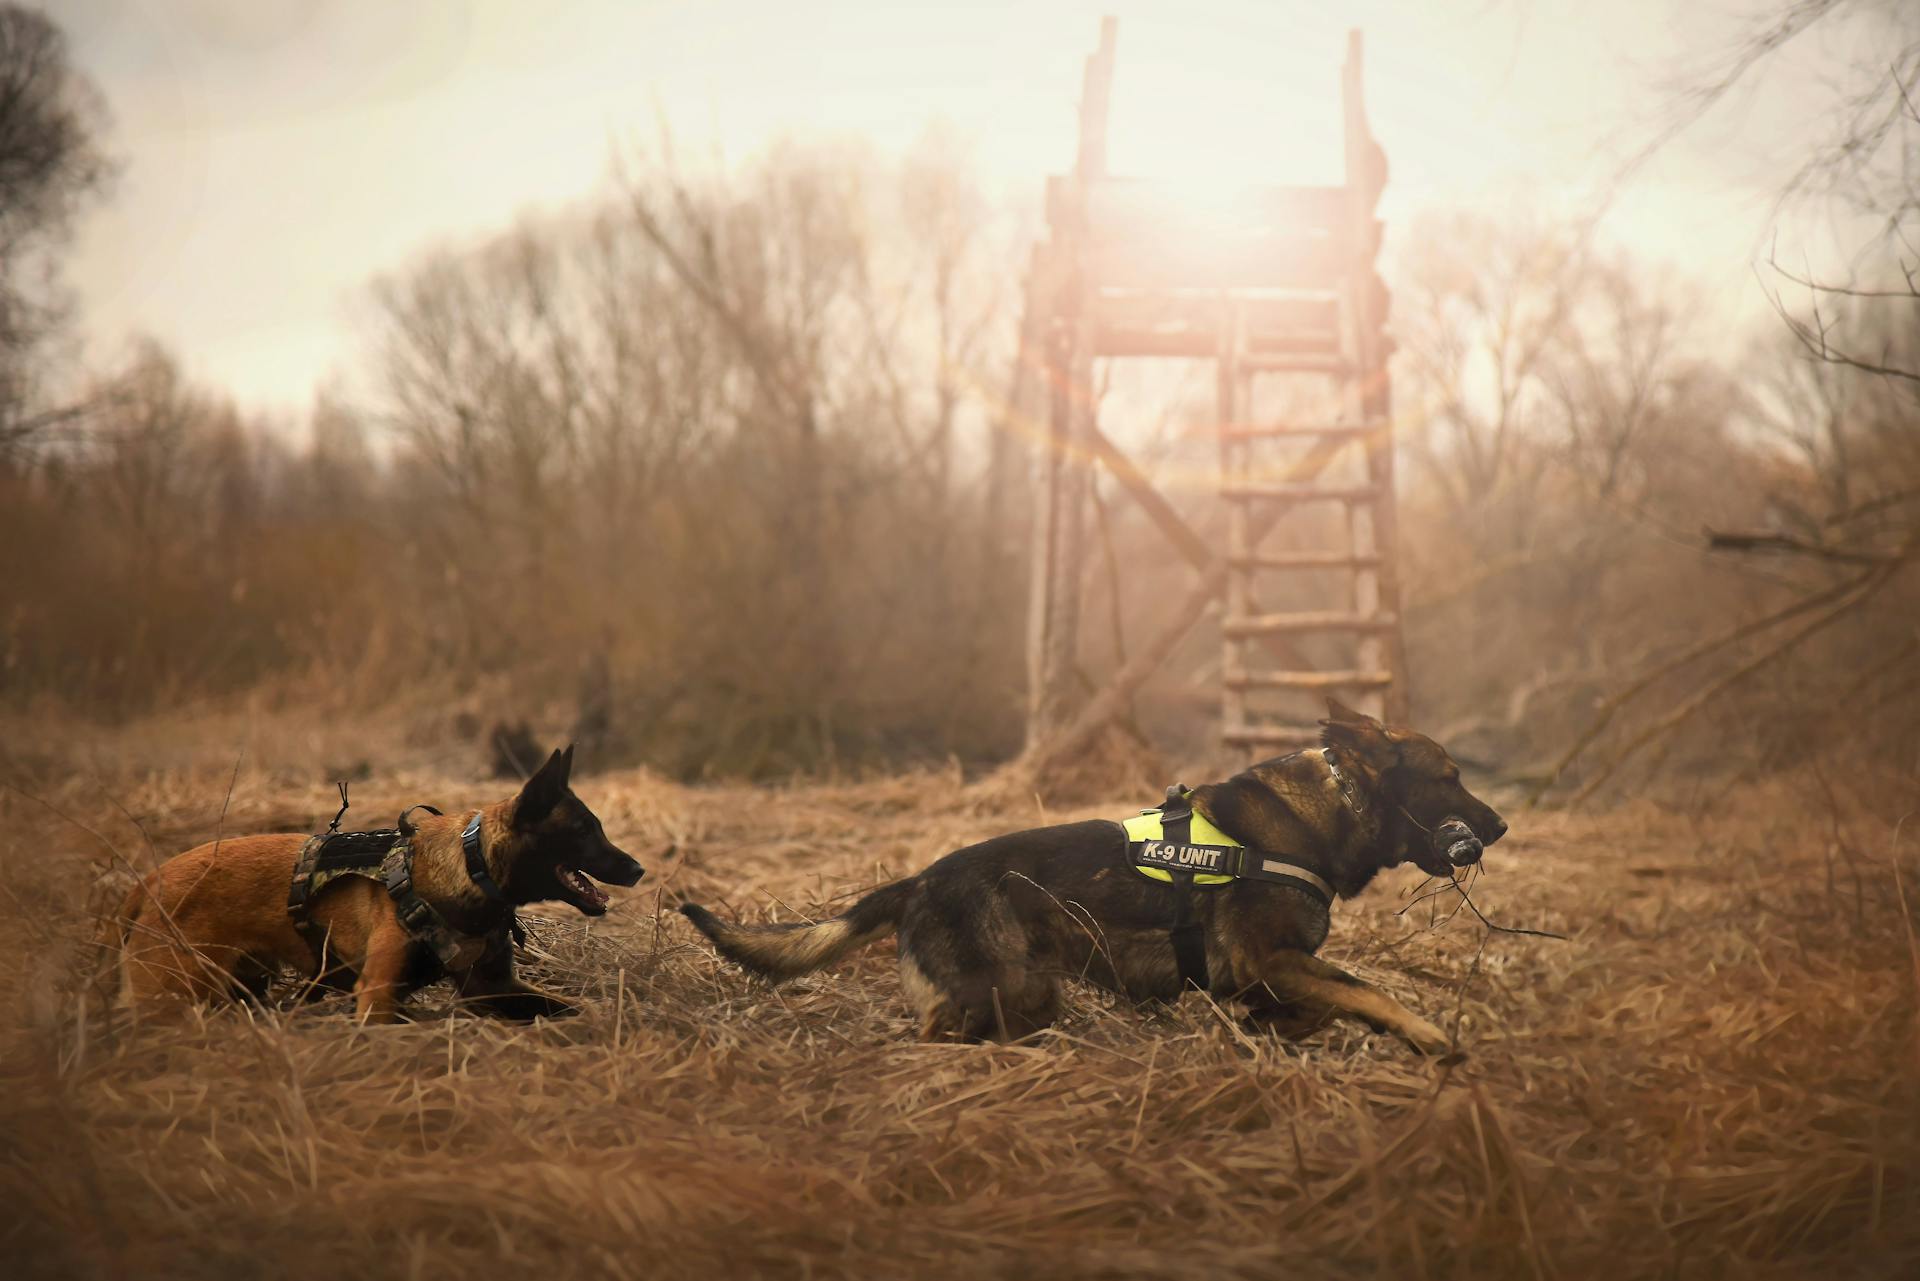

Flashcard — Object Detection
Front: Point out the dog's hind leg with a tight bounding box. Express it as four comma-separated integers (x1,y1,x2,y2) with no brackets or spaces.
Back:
119,911,243,1012
121,940,224,1011
899,919,1060,1043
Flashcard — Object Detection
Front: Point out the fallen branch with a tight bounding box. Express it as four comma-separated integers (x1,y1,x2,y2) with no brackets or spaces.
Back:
1569,556,1905,806
1705,528,1895,565
1526,565,1877,805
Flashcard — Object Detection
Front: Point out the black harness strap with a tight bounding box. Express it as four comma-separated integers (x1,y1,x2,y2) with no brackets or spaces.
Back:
458,812,524,946
461,813,506,903
379,842,460,964
1157,787,1211,992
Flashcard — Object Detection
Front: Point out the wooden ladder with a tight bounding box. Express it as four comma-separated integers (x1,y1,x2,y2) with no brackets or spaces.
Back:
1216,283,1409,753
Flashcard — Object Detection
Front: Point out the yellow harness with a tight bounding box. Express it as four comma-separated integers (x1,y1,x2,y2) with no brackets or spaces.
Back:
1122,809,1241,886
1120,781,1338,905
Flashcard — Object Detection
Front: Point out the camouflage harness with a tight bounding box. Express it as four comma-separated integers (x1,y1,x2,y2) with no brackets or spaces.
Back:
286,796,519,972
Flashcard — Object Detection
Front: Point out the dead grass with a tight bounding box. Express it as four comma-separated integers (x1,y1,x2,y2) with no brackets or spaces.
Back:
3,738,1918,1280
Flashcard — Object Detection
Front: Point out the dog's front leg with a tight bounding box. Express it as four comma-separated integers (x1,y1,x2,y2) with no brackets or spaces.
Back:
452,935,579,1021
354,918,413,1024
1240,949,1451,1056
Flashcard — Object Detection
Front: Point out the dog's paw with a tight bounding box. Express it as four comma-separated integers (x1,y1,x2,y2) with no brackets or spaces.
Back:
1401,1017,1454,1057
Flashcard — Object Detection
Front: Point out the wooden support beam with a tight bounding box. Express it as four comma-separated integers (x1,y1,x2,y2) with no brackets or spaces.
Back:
1078,19,1117,180
1083,422,1214,576
1224,611,1400,638
1025,437,1349,772
1024,19,1119,749
1239,352,1351,374
1220,422,1384,442
1219,301,1250,734
1224,668,1393,691
1082,418,1320,674
1222,724,1324,749
1230,551,1382,570
1342,26,1410,723
1023,281,1088,748
1221,483,1381,504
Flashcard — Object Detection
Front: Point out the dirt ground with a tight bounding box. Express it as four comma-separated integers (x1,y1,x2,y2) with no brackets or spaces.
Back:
3,726,1918,1280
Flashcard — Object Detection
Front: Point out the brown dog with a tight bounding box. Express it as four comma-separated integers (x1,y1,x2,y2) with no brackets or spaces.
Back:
107,746,643,1023
684,700,1507,1051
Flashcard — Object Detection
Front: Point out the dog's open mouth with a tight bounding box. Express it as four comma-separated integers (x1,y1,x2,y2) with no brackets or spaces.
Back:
555,863,612,916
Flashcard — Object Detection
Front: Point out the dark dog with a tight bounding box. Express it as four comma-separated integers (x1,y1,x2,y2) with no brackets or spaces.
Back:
108,746,643,1023
683,700,1506,1052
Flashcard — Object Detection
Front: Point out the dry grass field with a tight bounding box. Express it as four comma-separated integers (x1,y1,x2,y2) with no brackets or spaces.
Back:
4,723,1919,1280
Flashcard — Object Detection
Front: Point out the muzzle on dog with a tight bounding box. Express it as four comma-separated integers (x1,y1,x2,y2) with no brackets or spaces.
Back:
1433,816,1483,869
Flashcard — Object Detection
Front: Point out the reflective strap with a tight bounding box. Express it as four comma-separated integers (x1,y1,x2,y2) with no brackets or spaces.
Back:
1244,858,1335,902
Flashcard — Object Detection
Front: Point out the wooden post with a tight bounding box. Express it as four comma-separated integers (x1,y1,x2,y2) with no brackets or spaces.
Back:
1218,298,1250,737
989,245,1044,575
1342,30,1411,724
1023,18,1118,748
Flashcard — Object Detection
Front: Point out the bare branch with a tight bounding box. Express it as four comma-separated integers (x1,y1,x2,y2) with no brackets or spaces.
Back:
1569,549,1911,805
1704,528,1897,564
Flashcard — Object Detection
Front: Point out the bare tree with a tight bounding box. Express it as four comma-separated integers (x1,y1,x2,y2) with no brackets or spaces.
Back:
1395,209,1589,525
1529,0,1920,800
0,4,111,453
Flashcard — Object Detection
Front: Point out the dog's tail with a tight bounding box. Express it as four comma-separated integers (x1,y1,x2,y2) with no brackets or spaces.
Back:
680,878,915,981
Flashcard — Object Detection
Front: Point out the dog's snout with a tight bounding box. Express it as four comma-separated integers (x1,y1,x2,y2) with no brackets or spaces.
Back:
1488,816,1509,843
595,845,646,887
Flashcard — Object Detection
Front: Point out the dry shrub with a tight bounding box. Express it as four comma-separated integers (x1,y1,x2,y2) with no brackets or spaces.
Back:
4,728,1918,1279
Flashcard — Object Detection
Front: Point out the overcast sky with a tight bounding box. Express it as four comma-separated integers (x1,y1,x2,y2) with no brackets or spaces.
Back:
56,0,1869,418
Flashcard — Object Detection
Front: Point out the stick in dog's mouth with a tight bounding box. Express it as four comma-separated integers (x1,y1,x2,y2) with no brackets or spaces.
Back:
556,863,612,915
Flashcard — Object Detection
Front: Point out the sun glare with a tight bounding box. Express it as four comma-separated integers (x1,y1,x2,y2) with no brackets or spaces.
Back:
1103,47,1346,194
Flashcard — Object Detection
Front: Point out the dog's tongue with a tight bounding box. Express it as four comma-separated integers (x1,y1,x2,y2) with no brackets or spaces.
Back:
560,865,609,908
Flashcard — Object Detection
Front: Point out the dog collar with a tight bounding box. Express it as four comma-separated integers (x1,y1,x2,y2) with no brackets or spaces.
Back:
462,813,507,903
1321,747,1368,817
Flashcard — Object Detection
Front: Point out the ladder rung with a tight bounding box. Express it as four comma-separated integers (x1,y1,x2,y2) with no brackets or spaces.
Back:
1222,484,1381,504
1239,353,1351,374
1224,669,1394,691
1228,551,1382,570
1222,723,1324,748
1224,611,1400,637
1220,422,1384,442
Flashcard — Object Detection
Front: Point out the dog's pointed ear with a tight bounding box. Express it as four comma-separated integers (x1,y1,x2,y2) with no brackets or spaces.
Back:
1323,696,1375,726
515,747,571,827
1320,698,1395,767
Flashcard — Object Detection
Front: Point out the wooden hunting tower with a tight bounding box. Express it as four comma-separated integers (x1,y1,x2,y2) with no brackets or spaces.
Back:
1019,19,1408,762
